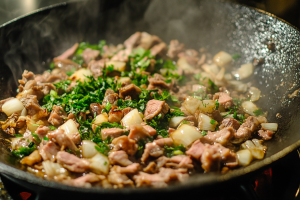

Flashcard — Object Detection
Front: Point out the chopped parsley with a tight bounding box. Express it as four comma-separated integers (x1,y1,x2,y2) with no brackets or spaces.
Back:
31,132,41,144
232,53,241,60
49,125,57,131
164,145,186,158
95,144,110,156
253,109,264,116
12,142,37,158
210,119,216,125
215,99,219,110
201,131,208,136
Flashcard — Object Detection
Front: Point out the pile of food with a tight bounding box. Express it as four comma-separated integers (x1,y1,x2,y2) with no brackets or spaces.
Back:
0,32,278,188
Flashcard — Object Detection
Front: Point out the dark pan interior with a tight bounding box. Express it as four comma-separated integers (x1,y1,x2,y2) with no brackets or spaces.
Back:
0,0,300,198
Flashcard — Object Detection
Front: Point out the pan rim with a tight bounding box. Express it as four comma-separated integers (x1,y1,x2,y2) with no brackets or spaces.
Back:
0,0,300,194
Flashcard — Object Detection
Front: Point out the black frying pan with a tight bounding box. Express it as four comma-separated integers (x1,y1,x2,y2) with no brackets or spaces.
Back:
0,0,300,199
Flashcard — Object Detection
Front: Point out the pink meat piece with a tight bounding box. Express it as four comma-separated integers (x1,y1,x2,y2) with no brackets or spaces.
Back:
111,135,138,156
124,32,142,49
186,140,205,160
108,150,133,166
201,127,235,146
47,129,77,151
35,125,50,139
87,58,108,78
48,105,67,127
213,92,233,109
101,128,126,140
82,48,100,64
112,163,140,174
39,141,59,161
147,73,173,91
108,171,134,188
111,48,132,62
258,129,274,140
128,124,151,141
54,43,79,61
168,155,193,169
143,99,170,120
141,138,173,162
133,168,188,188
20,95,45,115
57,151,90,173
167,40,185,59
71,174,104,188
142,125,157,136
219,118,240,131
150,42,167,56
201,143,238,172
232,116,260,144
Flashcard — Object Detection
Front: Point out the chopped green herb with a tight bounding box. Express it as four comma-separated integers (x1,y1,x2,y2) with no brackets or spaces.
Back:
49,125,57,131
164,145,186,158
12,142,37,158
43,136,49,141
31,132,41,144
201,131,208,136
14,134,23,137
215,99,219,110
210,119,216,125
232,53,241,60
95,144,110,156
253,109,264,116
105,102,112,113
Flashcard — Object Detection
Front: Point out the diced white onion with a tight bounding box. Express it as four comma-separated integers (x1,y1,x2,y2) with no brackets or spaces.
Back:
106,61,126,71
261,123,278,132
117,77,131,85
59,119,79,138
2,98,24,116
21,108,27,116
11,137,22,150
81,140,98,158
199,100,216,113
235,63,254,80
213,51,232,67
42,160,68,177
198,113,217,131
229,81,248,92
89,153,110,175
177,57,194,71
93,113,108,126
236,149,253,166
170,124,202,147
241,101,258,116
182,96,201,115
215,67,225,81
249,87,261,101
121,108,143,127
169,116,186,128
240,139,266,160
202,63,219,76
71,68,93,82
26,117,38,132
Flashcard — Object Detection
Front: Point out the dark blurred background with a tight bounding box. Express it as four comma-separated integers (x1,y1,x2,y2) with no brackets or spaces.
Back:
0,0,300,28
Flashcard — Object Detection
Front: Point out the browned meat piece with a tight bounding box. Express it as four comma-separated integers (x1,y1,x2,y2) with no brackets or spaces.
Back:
111,48,132,62
213,92,233,109
35,125,50,139
108,151,133,166
133,168,188,188
41,83,56,96
138,32,162,50
186,140,205,160
70,173,104,188
53,43,79,61
141,138,173,162
108,171,134,188
82,48,100,64
150,42,167,57
20,150,42,166
102,89,119,106
48,129,77,151
112,135,138,156
211,110,223,123
48,105,67,127
18,70,35,91
101,128,126,140
57,151,90,173
39,141,59,161
108,106,123,123
182,116,198,126
124,32,142,49
128,124,151,141
0,97,14,112
20,95,45,116
143,162,157,173
102,44,124,58
200,143,238,172
119,84,142,99
87,58,108,78
122,107,134,116
178,49,199,66
232,116,260,144
0,113,18,135
45,73,68,83
219,118,240,131
201,127,235,146
167,40,185,59
143,99,170,120
24,80,37,90
90,103,105,116
142,125,157,136
111,163,140,174
147,73,173,91
258,129,274,140
166,155,193,169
